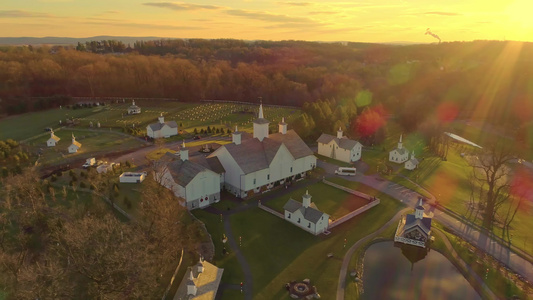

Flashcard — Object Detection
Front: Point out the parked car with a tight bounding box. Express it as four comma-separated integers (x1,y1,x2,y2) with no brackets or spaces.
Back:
193,135,201,140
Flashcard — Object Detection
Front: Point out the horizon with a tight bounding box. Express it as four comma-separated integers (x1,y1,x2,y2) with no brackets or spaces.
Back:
2,0,533,43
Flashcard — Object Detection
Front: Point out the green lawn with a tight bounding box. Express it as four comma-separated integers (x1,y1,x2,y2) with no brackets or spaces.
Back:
228,182,404,299
28,129,146,166
264,182,369,220
192,210,245,285
315,153,352,168
0,107,95,141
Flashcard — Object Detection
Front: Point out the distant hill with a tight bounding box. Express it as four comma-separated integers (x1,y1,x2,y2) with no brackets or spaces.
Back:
0,36,172,46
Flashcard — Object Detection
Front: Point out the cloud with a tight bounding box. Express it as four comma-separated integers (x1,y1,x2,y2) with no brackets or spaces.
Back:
104,10,120,14
226,9,315,24
424,11,462,16
0,10,54,18
142,2,223,11
277,1,313,6
308,11,339,15
82,20,205,30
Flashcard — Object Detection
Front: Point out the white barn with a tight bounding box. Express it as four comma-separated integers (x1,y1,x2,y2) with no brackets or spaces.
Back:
67,134,81,153
404,151,419,170
46,130,60,147
127,100,141,115
283,190,329,235
394,198,432,248
389,135,409,163
156,143,225,210
119,172,146,183
316,128,362,163
208,105,317,198
147,114,178,138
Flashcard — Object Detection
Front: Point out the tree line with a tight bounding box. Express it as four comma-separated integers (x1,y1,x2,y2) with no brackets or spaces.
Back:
1,39,532,135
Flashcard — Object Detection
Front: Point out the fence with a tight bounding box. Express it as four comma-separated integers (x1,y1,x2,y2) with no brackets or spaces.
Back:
257,202,285,219
329,200,380,229
322,179,375,201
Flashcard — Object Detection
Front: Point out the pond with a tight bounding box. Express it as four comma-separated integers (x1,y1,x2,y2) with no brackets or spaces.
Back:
360,241,481,300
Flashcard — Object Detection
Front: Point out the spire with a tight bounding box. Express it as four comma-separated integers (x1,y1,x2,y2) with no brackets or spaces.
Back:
411,150,415,159
302,190,312,208
398,134,403,149
282,117,285,123
415,198,424,219
232,125,242,145
400,134,403,143
235,125,238,132
71,133,75,141
258,103,264,119
337,127,343,139
180,140,188,161
182,140,186,148
278,117,287,134
132,100,135,106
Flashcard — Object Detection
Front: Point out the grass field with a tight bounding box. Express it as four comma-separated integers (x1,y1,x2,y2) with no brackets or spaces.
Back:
0,107,95,141
28,129,146,166
219,181,404,299
264,182,369,220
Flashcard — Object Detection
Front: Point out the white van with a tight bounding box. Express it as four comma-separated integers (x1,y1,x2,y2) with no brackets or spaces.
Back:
335,167,356,176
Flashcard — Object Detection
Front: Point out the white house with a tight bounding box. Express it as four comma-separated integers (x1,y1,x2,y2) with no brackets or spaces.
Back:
317,127,362,163
146,114,178,138
156,142,225,210
283,190,329,235
389,134,409,163
208,104,317,198
97,163,116,174
127,100,141,115
46,130,60,147
394,198,432,248
404,151,419,170
174,257,223,300
67,134,81,153
119,172,146,183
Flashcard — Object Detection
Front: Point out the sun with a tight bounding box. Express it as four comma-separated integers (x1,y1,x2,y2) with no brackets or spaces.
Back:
505,0,533,28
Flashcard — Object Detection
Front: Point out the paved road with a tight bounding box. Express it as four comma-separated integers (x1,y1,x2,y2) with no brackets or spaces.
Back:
317,159,533,290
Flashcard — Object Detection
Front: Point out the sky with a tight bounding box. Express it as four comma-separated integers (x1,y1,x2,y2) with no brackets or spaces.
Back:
2,0,533,43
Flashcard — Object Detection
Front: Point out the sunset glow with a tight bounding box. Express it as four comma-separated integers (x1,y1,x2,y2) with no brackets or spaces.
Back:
2,0,533,42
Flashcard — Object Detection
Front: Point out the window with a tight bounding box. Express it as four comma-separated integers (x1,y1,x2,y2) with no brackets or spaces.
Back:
307,223,311,228
267,174,270,180
253,178,256,185
288,213,291,219
290,167,293,173
297,218,300,223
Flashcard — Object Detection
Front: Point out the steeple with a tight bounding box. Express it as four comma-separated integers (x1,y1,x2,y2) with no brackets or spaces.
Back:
278,117,287,135
180,140,189,161
132,100,135,106
415,198,424,219
398,134,403,149
411,150,415,159
253,99,269,142
71,133,76,143
232,125,242,145
158,113,164,124
337,127,343,139
302,190,312,208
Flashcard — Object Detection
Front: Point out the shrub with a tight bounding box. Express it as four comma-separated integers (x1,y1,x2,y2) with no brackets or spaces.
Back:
123,196,132,209
79,181,86,188
50,174,57,182
57,170,63,176
69,180,74,186
69,170,74,177
90,184,96,190
125,161,131,168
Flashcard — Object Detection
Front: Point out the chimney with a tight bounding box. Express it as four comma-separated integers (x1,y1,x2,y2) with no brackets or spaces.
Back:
337,127,343,139
279,117,287,135
158,113,164,124
302,190,312,208
232,126,241,145
180,141,189,161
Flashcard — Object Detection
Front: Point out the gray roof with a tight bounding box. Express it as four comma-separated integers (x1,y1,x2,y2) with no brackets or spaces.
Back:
408,158,419,165
213,129,313,174
269,130,314,159
167,159,209,187
253,118,270,124
283,198,302,213
283,198,328,224
129,105,140,109
316,133,361,150
148,121,178,132
391,147,408,155
405,214,432,234
190,155,226,174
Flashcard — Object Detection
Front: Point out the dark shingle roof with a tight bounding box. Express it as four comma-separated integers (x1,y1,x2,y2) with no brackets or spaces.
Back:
404,214,432,234
167,159,208,187
316,133,361,150
190,156,226,174
283,198,302,213
269,130,314,159
148,121,178,132
391,148,408,155
301,206,328,223
408,158,419,165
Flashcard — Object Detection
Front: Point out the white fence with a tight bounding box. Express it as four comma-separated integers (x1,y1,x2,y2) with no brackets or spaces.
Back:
257,202,285,219
329,200,380,229
322,179,376,201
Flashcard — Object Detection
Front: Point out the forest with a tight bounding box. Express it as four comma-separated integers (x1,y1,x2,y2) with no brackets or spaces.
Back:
1,39,532,136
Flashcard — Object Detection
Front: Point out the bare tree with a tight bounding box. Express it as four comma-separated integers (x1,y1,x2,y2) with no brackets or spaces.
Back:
468,142,516,229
